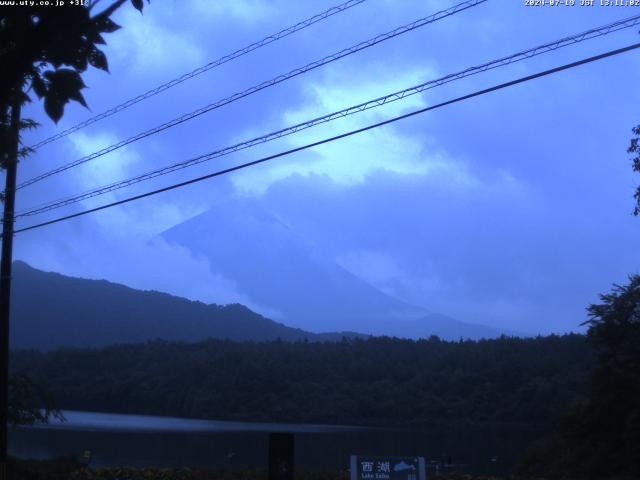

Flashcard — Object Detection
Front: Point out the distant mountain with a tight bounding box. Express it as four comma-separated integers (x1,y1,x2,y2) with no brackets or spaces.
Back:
9,261,363,351
162,198,507,340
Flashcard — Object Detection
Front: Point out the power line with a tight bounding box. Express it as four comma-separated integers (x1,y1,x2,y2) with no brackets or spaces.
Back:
14,13,640,219
16,0,487,191
26,0,369,151
11,42,640,236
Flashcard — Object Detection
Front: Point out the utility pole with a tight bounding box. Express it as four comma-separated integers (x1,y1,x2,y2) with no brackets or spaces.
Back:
0,100,21,480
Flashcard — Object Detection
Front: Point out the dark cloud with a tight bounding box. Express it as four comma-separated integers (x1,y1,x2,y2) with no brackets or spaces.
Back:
8,0,640,336
260,167,639,334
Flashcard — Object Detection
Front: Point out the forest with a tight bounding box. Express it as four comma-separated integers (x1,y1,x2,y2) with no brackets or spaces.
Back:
11,334,590,429
9,276,640,479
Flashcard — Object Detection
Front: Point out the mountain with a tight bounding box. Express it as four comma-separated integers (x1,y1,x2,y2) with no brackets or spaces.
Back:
9,261,363,351
162,198,507,339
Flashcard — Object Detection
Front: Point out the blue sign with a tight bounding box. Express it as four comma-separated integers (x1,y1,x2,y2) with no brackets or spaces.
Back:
350,456,426,480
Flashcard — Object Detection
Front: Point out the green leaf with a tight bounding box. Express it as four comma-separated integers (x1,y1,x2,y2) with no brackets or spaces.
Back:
68,89,88,108
19,118,40,130
88,47,109,72
44,95,64,124
45,68,87,90
31,74,47,98
95,16,121,33
87,30,106,45
68,45,90,72
131,0,144,12
43,69,89,122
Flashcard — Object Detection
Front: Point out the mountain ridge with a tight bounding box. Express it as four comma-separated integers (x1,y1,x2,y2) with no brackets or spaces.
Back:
9,261,365,351
162,199,509,339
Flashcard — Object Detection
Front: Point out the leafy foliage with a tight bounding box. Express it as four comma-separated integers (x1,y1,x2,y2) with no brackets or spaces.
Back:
0,0,149,124
7,373,63,426
628,125,640,216
1,0,150,427
519,276,640,479
11,334,591,428
41,68,88,123
581,276,640,478
7,456,514,480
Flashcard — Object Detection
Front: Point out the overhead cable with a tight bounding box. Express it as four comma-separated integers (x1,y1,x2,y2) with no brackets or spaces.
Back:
16,0,487,190
27,0,370,150
15,14,640,219
11,42,640,235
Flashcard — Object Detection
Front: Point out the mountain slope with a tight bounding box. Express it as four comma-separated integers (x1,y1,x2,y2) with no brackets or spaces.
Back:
161,199,505,339
9,261,361,350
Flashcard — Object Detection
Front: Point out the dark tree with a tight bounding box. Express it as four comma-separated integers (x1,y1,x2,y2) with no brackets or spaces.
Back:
1,1,150,475
582,276,640,478
629,125,640,216
0,0,149,123
519,277,640,479
7,374,62,426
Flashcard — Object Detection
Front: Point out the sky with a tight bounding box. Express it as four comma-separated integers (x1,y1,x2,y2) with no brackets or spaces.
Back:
7,0,640,335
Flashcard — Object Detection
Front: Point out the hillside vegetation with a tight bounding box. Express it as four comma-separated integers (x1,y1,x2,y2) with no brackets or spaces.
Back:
11,335,590,427
10,261,363,350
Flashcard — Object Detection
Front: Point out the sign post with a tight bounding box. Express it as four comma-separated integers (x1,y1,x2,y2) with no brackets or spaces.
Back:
350,456,426,480
268,432,294,480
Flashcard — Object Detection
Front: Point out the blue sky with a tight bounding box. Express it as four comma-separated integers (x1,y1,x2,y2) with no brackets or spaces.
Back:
10,0,640,335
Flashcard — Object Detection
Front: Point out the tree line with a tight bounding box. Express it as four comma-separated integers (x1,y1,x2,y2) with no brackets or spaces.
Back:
9,276,640,479
11,334,591,429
